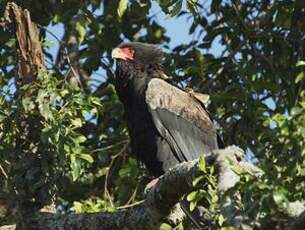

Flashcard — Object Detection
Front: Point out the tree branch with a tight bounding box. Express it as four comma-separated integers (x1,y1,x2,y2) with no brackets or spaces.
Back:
14,146,260,230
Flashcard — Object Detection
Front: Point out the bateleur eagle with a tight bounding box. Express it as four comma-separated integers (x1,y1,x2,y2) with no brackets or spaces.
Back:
112,42,223,229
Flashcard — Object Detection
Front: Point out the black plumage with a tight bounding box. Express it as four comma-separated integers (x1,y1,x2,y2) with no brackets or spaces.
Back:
112,42,222,228
113,42,220,176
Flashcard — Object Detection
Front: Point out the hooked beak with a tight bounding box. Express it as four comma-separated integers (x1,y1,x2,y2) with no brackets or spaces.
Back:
111,47,123,59
111,47,134,61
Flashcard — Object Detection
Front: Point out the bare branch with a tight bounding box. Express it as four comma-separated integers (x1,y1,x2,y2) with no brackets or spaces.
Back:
4,2,45,86
16,146,260,230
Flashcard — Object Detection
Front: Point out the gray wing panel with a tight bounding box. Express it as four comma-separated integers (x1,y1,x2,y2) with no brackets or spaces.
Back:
150,108,216,162
146,78,218,163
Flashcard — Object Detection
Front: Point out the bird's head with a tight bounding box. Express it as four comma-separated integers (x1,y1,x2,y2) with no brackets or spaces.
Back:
111,42,163,66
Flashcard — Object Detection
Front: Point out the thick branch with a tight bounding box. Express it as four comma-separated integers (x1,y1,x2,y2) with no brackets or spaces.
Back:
3,3,49,229
5,2,45,85
19,146,255,230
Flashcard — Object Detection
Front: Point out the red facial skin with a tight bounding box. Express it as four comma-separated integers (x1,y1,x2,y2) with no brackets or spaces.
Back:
120,47,135,60
112,47,135,61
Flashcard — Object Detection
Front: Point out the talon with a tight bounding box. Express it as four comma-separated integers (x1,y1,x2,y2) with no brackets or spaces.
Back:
145,178,159,192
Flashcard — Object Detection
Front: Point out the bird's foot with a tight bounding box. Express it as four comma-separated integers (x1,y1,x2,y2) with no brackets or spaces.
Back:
144,178,159,192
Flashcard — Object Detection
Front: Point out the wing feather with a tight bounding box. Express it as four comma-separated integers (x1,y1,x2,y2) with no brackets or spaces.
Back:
146,78,218,162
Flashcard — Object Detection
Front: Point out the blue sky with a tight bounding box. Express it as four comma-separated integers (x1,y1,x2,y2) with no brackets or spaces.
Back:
46,1,224,61
45,1,226,88
45,2,202,86
46,3,191,55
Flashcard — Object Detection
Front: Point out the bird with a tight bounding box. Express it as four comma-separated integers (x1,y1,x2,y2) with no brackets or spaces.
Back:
111,42,223,229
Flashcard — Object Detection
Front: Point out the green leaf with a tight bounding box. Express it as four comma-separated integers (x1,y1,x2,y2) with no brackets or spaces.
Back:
40,103,52,120
186,0,198,15
295,72,305,83
187,191,198,201
300,101,305,109
275,8,291,28
291,107,303,116
90,96,103,107
170,0,182,17
296,61,305,67
71,156,82,181
60,89,69,97
198,156,206,172
231,165,242,175
78,153,94,163
189,200,197,211
77,135,87,143
273,189,288,209
241,224,253,230
72,201,84,213
218,214,225,226
159,223,172,230
119,167,130,177
22,97,35,111
0,113,6,121
118,0,128,18
75,21,86,44
176,223,184,230
72,118,83,127
192,175,204,186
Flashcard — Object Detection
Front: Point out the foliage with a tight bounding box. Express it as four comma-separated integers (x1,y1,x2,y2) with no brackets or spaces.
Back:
0,0,305,228
72,198,115,213
232,63,305,229
188,156,224,228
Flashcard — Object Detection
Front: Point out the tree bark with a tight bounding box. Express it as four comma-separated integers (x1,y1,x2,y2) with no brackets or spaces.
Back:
15,146,258,230
4,2,45,86
3,3,48,229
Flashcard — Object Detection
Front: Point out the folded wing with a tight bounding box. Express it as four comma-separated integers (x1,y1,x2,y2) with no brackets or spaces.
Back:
145,78,218,163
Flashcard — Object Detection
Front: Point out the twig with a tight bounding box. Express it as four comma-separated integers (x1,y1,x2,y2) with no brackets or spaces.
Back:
104,141,129,207
252,47,275,73
91,140,129,153
200,42,244,91
64,51,82,86
0,163,8,178
41,26,83,87
125,182,140,206
116,200,145,210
